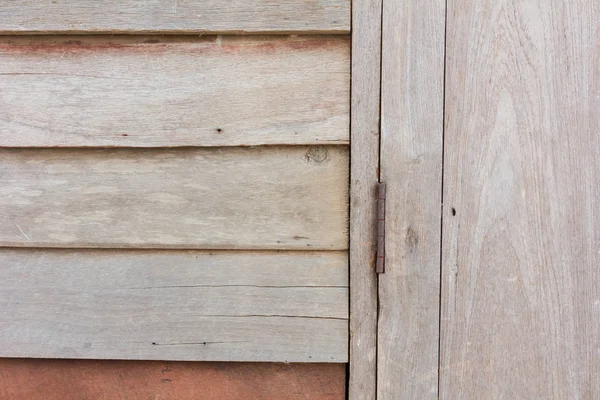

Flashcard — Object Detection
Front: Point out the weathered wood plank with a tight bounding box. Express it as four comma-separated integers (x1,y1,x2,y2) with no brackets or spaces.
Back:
348,0,381,396
0,249,348,362
0,147,349,250
441,0,600,398
0,360,347,400
0,35,349,147
1,249,348,288
0,0,350,34
377,0,445,398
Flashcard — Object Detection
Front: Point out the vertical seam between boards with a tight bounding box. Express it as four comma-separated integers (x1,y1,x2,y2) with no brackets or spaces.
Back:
438,0,449,398
347,1,353,398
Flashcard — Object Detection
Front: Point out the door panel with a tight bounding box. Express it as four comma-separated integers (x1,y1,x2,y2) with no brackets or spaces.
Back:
376,0,599,398
377,0,445,398
440,0,600,398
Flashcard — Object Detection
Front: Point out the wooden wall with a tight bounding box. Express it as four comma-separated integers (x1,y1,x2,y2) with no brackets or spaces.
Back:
0,1,351,398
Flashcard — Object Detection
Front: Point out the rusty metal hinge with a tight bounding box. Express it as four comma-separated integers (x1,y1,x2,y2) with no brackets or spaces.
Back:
376,182,386,274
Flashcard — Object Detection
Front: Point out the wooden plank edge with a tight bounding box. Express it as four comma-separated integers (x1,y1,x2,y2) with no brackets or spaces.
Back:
0,29,350,35
0,142,350,149
349,0,382,397
0,243,349,251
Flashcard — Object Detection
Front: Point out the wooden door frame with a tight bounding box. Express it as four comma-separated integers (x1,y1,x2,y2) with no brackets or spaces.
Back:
349,0,382,398
349,0,445,398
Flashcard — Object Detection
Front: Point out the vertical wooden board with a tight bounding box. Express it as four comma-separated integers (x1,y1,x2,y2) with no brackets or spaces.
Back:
0,360,347,400
349,0,382,397
378,0,445,398
441,0,600,398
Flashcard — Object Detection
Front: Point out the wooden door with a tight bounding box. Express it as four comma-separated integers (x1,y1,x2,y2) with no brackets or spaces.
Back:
370,0,600,399
0,1,350,392
440,0,599,397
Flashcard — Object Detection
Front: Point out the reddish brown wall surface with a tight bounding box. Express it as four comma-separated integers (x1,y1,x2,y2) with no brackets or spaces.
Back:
0,359,346,400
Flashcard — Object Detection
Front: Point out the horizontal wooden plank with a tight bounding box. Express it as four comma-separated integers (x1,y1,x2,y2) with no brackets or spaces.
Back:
3,315,348,363
0,249,348,362
0,35,349,147
2,249,348,288
0,0,350,34
0,147,349,249
0,360,347,400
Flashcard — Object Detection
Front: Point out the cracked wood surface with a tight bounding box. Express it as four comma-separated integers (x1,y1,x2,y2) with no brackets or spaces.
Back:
0,0,350,34
0,249,348,362
0,35,349,147
0,146,348,250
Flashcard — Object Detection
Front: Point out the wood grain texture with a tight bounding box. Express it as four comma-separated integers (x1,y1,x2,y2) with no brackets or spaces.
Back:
0,35,349,147
348,0,381,397
0,360,346,400
0,147,349,250
441,0,600,398
0,0,350,34
377,0,445,398
0,249,348,362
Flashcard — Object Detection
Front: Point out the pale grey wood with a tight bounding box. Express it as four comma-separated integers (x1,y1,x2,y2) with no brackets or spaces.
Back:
348,0,381,397
440,1,600,398
0,249,348,362
1,249,348,288
0,0,349,34
377,0,445,398
0,36,349,147
4,315,347,362
0,147,349,250
0,248,347,362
